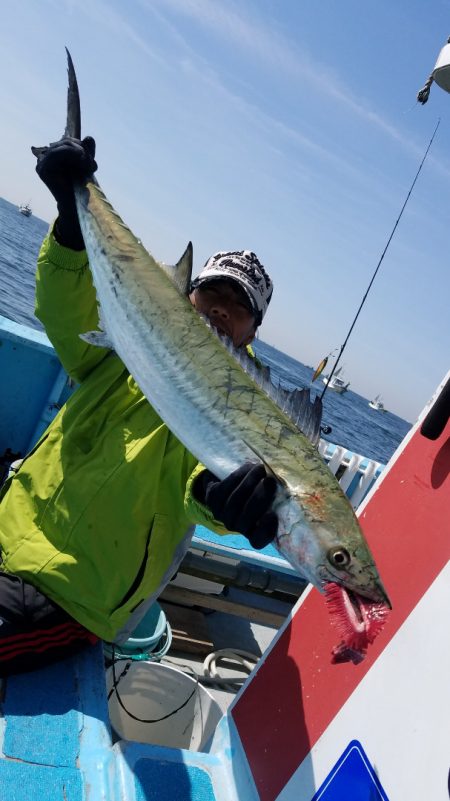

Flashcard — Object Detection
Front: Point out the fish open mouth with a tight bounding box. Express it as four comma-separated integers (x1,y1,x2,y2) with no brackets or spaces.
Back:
324,583,390,665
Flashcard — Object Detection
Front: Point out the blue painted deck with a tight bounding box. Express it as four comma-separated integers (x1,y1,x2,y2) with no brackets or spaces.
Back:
192,525,296,574
0,644,112,800
0,642,251,801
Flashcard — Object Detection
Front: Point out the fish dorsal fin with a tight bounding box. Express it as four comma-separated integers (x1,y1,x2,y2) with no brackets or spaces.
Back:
283,387,323,445
160,241,193,295
201,317,323,446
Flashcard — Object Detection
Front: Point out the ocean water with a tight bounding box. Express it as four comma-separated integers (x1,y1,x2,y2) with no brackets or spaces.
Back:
0,197,48,330
0,195,410,465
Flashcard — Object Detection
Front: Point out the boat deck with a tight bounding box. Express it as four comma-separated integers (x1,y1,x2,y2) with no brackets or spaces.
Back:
0,572,282,801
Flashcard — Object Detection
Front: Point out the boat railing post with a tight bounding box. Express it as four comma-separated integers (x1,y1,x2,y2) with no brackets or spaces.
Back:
324,445,347,476
348,459,383,509
319,437,386,509
338,453,364,493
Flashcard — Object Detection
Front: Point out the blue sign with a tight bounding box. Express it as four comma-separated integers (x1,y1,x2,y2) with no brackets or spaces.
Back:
311,740,390,800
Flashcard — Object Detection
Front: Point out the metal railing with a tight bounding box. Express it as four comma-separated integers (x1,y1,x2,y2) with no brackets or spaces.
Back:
318,438,384,509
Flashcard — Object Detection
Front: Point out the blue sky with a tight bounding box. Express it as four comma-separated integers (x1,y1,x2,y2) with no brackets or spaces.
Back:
1,0,449,422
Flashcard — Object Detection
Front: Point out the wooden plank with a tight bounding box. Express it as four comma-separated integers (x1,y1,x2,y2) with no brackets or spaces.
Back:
159,586,287,628
160,602,214,655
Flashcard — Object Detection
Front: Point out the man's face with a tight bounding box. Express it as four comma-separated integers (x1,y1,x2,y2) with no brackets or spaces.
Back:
189,279,257,347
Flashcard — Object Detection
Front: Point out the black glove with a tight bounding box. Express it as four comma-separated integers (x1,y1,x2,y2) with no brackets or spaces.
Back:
33,136,97,250
193,462,278,549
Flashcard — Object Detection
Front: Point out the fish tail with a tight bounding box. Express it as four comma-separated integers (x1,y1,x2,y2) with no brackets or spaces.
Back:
64,47,81,139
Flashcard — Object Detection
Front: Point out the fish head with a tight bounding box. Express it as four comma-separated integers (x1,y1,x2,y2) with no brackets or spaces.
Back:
274,486,391,663
274,489,390,606
274,488,391,664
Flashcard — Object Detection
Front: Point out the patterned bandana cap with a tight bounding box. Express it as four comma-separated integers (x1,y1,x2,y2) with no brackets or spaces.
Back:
192,250,273,326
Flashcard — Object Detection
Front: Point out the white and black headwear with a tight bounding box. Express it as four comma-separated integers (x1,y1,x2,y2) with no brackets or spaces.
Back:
191,250,273,326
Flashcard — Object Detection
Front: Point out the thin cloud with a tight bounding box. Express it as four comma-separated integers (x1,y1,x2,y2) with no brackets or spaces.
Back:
61,0,165,66
143,0,414,141
76,0,450,180
51,0,450,191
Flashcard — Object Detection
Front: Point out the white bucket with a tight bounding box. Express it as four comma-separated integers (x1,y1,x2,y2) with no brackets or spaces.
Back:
106,661,222,751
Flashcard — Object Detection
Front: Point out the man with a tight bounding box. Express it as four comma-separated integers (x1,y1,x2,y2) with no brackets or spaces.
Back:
0,137,277,676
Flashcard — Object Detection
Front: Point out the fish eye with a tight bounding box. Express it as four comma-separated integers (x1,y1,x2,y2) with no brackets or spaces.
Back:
327,547,351,570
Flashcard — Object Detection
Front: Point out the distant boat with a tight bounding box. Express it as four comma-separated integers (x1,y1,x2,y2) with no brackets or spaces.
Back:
369,394,387,412
322,367,350,394
19,203,32,217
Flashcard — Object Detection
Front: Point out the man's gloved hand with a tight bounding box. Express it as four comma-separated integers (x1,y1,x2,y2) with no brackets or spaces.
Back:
193,462,278,549
33,136,97,250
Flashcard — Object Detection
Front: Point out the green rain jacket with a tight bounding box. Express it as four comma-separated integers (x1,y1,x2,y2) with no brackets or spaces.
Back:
0,229,228,643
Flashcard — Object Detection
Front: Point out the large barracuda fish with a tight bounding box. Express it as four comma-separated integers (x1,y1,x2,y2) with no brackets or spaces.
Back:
34,52,390,663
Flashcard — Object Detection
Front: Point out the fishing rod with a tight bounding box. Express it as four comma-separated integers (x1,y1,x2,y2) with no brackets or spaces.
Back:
318,117,441,402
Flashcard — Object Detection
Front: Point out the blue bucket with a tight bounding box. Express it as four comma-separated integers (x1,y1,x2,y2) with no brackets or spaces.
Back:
104,602,172,661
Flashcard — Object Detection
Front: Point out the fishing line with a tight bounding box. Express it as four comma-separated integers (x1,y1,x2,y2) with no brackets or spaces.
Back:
109,645,198,723
320,118,441,402
401,100,423,115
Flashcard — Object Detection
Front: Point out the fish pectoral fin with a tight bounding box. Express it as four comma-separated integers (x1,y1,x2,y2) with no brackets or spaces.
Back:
79,330,113,349
160,241,193,295
242,439,287,486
